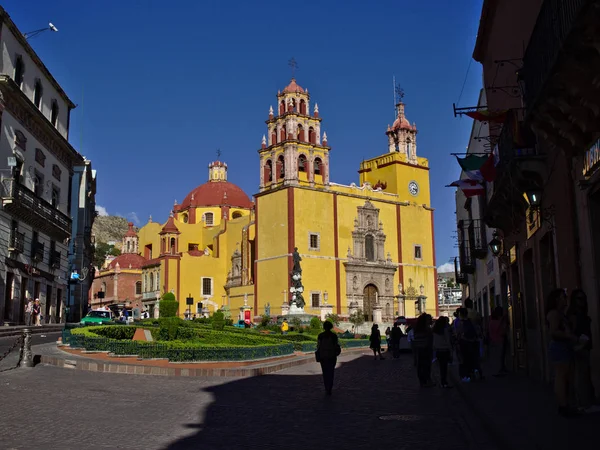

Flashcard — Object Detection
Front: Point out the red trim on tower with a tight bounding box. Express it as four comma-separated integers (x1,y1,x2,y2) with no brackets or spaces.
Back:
287,188,295,276
396,204,404,287
431,211,439,317
253,201,259,313
177,258,181,314
333,194,341,314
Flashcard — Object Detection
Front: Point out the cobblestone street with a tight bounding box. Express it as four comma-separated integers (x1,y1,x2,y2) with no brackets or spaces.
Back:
0,350,495,450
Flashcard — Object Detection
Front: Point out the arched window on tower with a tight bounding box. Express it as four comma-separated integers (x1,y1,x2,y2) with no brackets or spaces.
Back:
365,235,375,262
170,237,176,254
299,99,307,115
314,157,322,176
161,238,166,254
279,100,285,115
298,155,307,172
297,124,304,141
277,155,285,180
407,138,412,158
127,241,131,253
264,159,273,183
271,130,277,145
280,126,286,142
135,281,142,295
308,127,316,144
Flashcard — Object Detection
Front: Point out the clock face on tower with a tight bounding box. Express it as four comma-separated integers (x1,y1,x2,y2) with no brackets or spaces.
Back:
408,181,419,196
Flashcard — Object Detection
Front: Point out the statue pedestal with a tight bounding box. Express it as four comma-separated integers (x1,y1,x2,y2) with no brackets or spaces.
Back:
320,304,333,321
372,304,383,324
201,307,210,319
348,301,359,316
281,303,290,316
288,302,305,315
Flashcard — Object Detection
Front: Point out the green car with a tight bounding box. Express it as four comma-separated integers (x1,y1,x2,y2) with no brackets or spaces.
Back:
80,310,113,326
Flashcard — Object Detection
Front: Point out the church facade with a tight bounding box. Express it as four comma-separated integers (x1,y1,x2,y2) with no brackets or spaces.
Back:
135,79,437,320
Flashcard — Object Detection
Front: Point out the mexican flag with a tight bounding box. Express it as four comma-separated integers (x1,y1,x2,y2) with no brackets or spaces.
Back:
447,179,485,198
456,154,496,182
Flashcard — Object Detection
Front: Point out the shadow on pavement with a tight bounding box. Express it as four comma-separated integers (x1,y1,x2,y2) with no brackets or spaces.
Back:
162,354,481,450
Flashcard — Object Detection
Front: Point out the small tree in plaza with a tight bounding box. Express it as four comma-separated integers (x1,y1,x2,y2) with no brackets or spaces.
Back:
325,313,341,326
349,309,365,332
159,292,179,318
309,316,323,334
212,310,226,330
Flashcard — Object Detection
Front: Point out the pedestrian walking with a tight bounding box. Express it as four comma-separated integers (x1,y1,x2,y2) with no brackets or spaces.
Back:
315,320,341,395
390,323,402,359
432,316,453,388
385,326,391,351
567,289,597,413
25,298,33,326
281,319,289,335
413,313,434,387
369,324,384,360
546,288,580,417
488,306,508,376
457,307,476,382
33,299,42,326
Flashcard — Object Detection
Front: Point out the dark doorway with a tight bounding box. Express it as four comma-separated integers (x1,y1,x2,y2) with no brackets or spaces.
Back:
46,284,53,324
363,284,377,322
19,277,28,324
510,262,526,371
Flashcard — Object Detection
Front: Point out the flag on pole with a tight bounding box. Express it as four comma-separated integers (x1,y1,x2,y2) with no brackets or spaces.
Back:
456,154,496,182
446,179,485,198
465,109,507,123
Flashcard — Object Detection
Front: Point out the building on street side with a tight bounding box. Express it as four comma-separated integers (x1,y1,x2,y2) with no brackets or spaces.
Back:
0,7,91,325
456,0,600,392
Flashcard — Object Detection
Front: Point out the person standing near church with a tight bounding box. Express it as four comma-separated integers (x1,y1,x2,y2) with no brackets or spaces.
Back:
281,319,289,335
316,320,341,395
33,299,41,326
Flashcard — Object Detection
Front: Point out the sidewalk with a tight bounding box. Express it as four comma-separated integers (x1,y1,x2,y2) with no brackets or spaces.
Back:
0,324,64,338
449,358,598,450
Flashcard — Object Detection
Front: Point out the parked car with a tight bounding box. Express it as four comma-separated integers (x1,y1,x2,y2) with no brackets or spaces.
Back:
80,310,113,326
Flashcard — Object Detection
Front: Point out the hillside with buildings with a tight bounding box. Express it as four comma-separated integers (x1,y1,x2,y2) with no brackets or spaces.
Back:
92,215,132,247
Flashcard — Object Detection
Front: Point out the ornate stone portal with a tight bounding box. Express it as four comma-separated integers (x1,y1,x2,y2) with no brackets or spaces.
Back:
344,201,397,322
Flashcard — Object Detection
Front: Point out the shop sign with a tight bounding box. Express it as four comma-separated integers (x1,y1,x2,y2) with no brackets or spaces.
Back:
24,264,41,277
583,138,600,178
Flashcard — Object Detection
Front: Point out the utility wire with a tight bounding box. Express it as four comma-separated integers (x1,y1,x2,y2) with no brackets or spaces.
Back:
456,58,473,107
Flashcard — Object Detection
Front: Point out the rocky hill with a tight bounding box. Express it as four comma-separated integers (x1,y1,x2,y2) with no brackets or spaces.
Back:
92,215,134,246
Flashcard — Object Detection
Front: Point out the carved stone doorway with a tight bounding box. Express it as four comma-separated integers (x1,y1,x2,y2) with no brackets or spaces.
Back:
363,284,378,322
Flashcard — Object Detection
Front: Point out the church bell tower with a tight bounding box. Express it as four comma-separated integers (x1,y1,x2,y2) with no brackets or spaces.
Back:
258,78,331,191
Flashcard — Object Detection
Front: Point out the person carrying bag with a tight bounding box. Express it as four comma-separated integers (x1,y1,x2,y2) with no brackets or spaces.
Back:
315,321,341,395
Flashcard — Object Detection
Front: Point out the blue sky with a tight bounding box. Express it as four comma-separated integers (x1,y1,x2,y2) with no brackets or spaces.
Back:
6,0,483,271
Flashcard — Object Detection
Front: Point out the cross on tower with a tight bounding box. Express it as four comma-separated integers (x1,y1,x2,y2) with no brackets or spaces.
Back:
395,83,405,102
288,57,298,78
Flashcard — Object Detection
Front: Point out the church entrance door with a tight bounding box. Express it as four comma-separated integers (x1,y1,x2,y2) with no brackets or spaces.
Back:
363,284,377,322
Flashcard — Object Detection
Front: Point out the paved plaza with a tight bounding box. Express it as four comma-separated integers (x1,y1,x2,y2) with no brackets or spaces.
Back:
0,349,496,450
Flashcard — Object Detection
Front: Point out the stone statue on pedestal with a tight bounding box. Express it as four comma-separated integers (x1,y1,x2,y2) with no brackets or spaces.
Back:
290,247,305,309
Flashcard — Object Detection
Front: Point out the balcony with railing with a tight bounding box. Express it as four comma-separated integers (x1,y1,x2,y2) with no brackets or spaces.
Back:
458,221,475,275
9,230,25,253
521,0,600,157
469,219,488,260
1,178,72,241
454,256,468,285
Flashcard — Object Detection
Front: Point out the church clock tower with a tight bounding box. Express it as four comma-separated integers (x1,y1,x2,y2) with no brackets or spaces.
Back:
258,79,331,191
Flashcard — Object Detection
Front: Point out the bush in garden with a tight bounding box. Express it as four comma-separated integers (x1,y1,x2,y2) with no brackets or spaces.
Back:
159,292,179,318
325,313,341,326
259,314,272,328
309,317,322,334
212,310,226,331
290,317,302,330
158,317,182,340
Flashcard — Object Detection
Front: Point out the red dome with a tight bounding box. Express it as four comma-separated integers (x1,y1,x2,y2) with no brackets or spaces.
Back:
178,181,252,210
283,78,304,93
392,116,415,131
108,253,146,270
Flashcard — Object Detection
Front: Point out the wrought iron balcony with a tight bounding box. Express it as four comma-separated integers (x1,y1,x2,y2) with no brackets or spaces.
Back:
457,220,475,274
495,109,538,175
469,219,488,260
454,257,468,285
8,231,25,253
1,178,72,241
522,0,589,115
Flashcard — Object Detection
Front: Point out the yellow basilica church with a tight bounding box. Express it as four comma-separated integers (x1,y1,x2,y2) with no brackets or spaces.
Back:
136,79,438,320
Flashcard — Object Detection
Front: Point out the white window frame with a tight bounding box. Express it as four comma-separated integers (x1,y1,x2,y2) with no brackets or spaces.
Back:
310,291,321,308
203,212,214,226
201,277,214,297
308,232,320,251
414,244,423,261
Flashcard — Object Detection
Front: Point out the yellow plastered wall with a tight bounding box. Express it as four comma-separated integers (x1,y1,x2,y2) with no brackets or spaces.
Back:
399,205,436,316
137,222,163,259
256,188,289,316
293,188,336,314
359,152,431,206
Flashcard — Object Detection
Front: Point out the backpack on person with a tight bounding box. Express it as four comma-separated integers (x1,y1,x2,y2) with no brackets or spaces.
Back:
316,333,341,362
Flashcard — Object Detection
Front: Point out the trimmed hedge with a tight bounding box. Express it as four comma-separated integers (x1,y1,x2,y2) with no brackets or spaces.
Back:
63,330,294,362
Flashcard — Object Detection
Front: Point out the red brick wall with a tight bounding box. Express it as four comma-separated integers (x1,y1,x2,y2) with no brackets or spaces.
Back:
89,271,142,307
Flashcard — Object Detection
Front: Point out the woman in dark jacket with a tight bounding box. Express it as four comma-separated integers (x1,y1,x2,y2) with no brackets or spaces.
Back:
316,321,341,395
